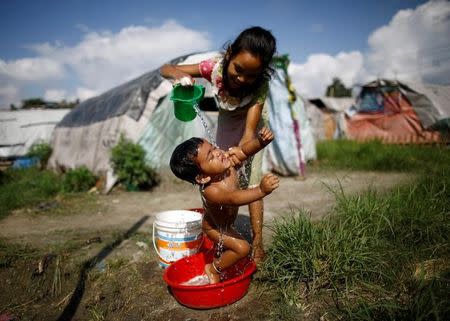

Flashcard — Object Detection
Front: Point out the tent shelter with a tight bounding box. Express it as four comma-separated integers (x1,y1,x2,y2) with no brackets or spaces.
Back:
307,97,354,141
49,52,316,191
0,109,70,158
345,79,450,144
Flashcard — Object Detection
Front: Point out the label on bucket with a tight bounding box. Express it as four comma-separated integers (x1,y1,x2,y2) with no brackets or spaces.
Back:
153,210,203,267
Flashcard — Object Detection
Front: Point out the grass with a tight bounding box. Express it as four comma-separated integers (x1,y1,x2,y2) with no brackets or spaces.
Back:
0,167,62,219
314,139,450,172
0,238,39,268
261,142,450,320
0,166,102,220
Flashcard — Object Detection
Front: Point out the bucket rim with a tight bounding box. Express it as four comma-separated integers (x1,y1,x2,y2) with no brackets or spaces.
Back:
155,210,202,224
170,84,205,103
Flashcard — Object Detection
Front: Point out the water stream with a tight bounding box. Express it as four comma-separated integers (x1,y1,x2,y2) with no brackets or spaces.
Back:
193,103,217,147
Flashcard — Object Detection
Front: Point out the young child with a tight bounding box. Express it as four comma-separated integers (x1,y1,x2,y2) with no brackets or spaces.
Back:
170,127,279,284
161,26,277,264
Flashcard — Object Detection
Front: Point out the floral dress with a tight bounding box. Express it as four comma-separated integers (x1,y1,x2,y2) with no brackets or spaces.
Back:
199,56,269,188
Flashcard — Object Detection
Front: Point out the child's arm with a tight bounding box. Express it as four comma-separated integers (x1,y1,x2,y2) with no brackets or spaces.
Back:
203,173,279,206
159,63,201,84
226,127,274,164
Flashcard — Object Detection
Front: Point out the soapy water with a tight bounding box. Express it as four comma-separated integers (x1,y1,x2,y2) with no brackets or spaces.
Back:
181,274,210,286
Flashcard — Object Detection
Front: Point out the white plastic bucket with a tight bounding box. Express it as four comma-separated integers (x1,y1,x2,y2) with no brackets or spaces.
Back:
153,210,203,268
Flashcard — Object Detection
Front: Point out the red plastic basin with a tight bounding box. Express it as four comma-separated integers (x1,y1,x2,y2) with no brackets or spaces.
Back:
163,249,257,309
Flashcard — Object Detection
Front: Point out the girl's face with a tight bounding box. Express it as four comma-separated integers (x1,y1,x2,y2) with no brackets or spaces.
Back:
226,50,263,90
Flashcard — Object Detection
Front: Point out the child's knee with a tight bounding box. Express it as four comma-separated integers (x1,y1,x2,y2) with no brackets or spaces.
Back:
235,241,251,258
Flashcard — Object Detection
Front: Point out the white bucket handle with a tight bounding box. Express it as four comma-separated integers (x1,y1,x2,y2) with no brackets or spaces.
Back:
152,222,204,262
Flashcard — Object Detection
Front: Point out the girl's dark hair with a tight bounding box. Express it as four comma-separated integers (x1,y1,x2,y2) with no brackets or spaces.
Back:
170,137,203,184
222,26,277,95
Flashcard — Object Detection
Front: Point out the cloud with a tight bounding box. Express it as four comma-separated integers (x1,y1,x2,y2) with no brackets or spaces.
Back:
0,20,211,108
289,0,450,98
76,87,98,101
0,57,65,81
365,0,450,83
289,52,364,98
0,85,19,108
61,20,211,90
1,2,448,107
44,89,67,101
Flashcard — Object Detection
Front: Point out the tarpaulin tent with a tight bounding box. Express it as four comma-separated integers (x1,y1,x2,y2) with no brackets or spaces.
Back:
49,52,316,191
345,79,450,144
0,109,70,158
307,97,354,141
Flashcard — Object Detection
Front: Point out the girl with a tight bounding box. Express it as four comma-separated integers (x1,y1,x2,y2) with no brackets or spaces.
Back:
160,26,277,264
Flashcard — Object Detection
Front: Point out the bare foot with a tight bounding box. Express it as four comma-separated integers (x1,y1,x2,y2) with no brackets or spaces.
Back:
205,263,221,284
252,245,266,265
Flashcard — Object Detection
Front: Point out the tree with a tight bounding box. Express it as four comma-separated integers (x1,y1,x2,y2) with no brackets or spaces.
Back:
325,77,352,97
22,98,46,109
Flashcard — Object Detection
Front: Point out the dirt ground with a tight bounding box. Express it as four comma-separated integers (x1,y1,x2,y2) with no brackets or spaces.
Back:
0,169,414,320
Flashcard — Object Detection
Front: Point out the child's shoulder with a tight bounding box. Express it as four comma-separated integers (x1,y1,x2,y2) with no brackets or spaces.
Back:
201,183,224,204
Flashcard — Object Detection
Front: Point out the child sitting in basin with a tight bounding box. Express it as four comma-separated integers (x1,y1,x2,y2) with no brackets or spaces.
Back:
170,127,279,284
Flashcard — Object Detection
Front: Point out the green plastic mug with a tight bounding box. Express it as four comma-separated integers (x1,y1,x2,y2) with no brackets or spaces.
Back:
170,84,205,122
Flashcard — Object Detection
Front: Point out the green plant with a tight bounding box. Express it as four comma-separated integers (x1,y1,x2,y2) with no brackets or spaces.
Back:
62,166,97,192
261,164,450,319
315,140,450,172
0,168,62,219
27,141,53,169
110,135,160,190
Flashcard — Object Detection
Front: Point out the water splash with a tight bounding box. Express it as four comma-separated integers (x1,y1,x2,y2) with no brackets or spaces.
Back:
238,160,250,188
193,103,217,147
216,228,225,259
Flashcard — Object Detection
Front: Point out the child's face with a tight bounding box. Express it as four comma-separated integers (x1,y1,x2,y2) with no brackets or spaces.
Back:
227,50,263,90
195,140,232,177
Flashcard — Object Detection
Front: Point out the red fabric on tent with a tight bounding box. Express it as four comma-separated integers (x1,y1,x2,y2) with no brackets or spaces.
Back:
346,91,441,144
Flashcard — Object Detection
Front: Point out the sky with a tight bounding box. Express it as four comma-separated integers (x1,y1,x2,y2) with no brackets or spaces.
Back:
0,0,449,108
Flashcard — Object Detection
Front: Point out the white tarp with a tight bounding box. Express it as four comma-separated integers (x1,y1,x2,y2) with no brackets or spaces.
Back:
0,109,70,158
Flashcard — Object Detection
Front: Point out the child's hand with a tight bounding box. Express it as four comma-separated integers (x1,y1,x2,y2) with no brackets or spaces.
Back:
225,147,247,166
257,127,274,146
260,173,279,195
225,147,246,166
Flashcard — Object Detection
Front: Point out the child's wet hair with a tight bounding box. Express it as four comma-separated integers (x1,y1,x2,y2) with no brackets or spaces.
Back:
170,137,204,184
223,26,277,90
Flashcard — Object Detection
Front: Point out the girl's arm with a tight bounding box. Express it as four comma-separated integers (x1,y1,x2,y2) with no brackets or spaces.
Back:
159,63,201,82
204,173,279,206
227,127,273,163
239,102,263,146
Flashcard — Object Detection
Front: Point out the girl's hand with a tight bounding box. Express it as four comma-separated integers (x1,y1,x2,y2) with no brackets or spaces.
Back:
257,127,274,146
173,75,194,87
260,173,279,195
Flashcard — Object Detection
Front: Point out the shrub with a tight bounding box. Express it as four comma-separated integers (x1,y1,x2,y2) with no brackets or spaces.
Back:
110,135,159,190
62,166,97,192
27,141,52,169
0,168,62,219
